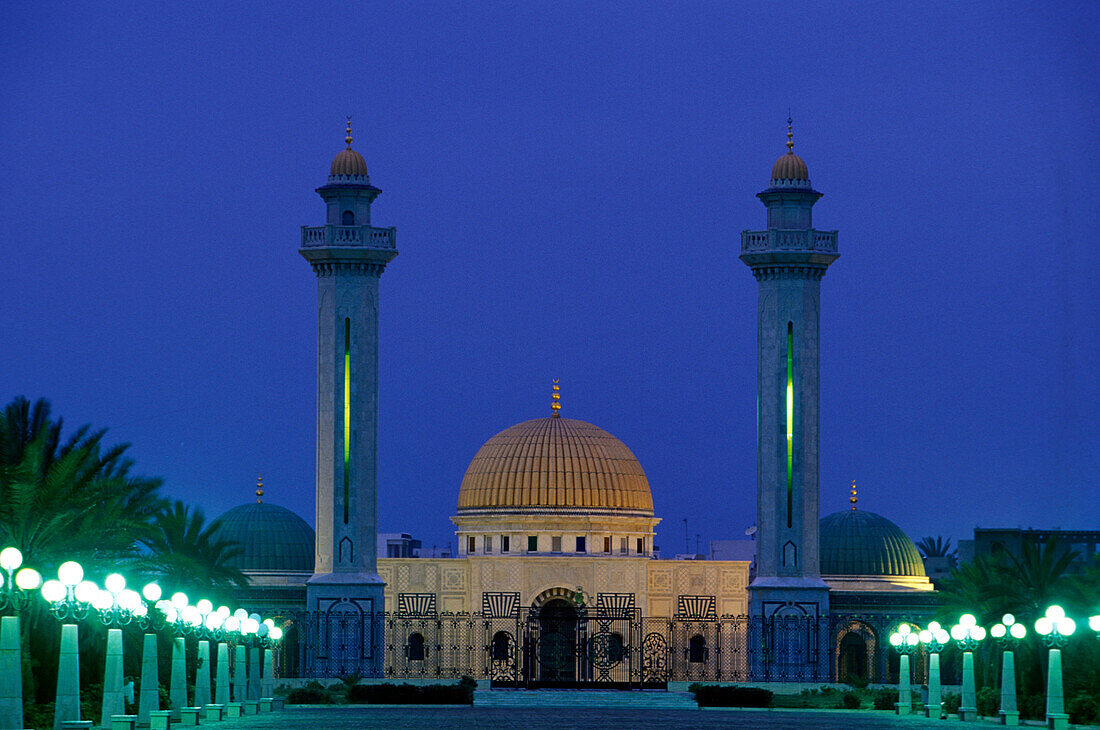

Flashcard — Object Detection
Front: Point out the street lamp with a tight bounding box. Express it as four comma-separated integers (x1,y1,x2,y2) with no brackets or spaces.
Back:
990,614,1026,726
194,599,217,708
41,561,95,727
215,605,235,705
1035,605,1076,730
918,621,950,719
136,582,165,726
950,613,986,721
93,573,143,727
158,592,193,720
0,547,41,730
888,624,919,715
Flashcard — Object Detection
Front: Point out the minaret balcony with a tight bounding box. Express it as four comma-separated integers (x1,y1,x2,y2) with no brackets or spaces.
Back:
301,224,396,250
741,229,837,255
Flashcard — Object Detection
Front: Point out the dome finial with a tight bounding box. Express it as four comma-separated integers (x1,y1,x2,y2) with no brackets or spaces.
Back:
345,116,353,149
786,114,794,154
849,480,857,510
551,380,561,417
256,474,264,503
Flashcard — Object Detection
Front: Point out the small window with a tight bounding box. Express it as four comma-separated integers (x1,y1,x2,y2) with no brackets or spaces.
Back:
342,210,355,225
551,536,562,553
467,536,476,554
484,535,493,554
528,535,538,553
620,537,628,555
604,536,612,553
688,634,707,663
637,538,645,555
491,631,511,661
407,632,425,661
576,536,586,553
501,535,510,553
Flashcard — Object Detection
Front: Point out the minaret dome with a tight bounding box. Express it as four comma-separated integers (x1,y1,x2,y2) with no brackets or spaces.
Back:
769,117,811,185
329,117,369,180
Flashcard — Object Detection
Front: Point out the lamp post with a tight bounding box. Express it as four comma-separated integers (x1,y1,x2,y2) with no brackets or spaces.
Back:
92,573,142,727
918,621,950,719
194,599,217,708
158,591,198,719
260,620,283,701
232,609,252,703
990,613,1027,726
41,561,95,730
135,581,164,726
247,612,263,702
1035,605,1076,730
215,606,234,705
888,624,919,714
950,613,986,721
0,547,42,730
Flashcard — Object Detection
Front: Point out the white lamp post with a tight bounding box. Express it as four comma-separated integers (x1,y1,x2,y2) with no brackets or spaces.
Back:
888,624,919,714
950,613,986,721
918,621,950,719
1035,605,1075,730
136,582,163,726
93,573,142,727
0,547,41,730
990,614,1026,726
42,560,95,730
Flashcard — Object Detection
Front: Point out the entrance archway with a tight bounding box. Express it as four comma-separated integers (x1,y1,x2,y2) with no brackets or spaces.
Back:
535,599,578,683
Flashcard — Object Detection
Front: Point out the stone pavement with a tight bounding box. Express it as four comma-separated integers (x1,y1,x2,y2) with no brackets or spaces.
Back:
206,705,1021,729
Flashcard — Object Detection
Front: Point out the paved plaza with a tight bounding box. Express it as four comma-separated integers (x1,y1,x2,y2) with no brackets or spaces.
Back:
207,706,1021,729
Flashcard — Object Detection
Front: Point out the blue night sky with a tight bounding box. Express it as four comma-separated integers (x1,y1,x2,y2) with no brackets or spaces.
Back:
2,2,1097,556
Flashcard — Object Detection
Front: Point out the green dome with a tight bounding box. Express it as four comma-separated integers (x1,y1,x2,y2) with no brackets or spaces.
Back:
214,502,315,572
819,509,925,577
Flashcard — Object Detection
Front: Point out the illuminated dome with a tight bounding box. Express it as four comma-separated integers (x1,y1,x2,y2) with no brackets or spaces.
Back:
819,509,925,577
771,151,809,181
456,416,654,516
214,502,315,573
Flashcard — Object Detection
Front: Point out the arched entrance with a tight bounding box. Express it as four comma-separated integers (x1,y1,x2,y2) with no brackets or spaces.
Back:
835,621,876,684
534,599,578,683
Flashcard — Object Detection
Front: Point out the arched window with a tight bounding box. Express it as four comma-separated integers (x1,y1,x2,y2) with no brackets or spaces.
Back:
407,632,425,661
342,210,355,225
688,634,707,663
491,631,511,661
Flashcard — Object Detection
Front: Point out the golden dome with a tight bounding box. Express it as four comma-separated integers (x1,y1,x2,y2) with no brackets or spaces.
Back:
331,148,368,177
457,417,654,515
771,151,809,181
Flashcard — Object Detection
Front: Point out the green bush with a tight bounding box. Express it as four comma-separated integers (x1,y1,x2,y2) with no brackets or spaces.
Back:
345,680,475,705
1068,693,1099,725
845,674,869,689
976,686,1000,717
690,685,773,708
943,692,962,715
23,702,53,730
841,691,861,709
872,688,898,710
287,686,335,704
1019,693,1044,720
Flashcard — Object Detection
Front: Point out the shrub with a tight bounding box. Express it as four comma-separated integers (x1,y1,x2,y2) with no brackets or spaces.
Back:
841,691,861,709
976,686,1000,717
1068,693,1099,725
872,688,898,710
691,685,773,708
846,674,869,689
943,692,962,715
1019,693,1044,720
346,681,474,705
287,686,334,704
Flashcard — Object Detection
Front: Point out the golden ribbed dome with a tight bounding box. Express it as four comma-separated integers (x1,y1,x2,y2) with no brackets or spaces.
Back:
457,417,654,515
771,151,809,181
331,148,368,177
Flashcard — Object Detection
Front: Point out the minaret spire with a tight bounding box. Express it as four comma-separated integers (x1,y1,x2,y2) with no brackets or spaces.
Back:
551,380,561,417
786,115,794,154
256,474,264,503
345,116,353,149
850,480,858,510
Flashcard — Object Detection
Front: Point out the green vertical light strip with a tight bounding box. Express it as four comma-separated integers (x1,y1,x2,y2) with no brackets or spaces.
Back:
786,321,793,529
344,317,351,525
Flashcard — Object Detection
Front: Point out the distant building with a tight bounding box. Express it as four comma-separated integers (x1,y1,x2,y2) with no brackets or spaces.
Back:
958,527,1100,570
377,533,422,558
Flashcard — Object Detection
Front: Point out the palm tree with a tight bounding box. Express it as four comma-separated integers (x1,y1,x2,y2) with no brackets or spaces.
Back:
916,535,956,559
142,501,248,599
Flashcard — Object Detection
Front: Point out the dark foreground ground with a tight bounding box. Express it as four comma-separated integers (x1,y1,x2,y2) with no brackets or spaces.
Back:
208,705,1023,730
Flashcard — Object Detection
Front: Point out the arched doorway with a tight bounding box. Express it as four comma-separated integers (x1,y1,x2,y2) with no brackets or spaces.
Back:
838,631,869,682
534,599,578,683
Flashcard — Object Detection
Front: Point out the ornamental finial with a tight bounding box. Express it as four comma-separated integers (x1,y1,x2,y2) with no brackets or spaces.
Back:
786,115,794,154
345,116,353,149
256,474,265,503
850,480,857,510
551,380,561,417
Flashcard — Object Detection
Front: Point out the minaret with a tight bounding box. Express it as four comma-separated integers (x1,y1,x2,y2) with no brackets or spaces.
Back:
301,120,396,666
741,119,837,628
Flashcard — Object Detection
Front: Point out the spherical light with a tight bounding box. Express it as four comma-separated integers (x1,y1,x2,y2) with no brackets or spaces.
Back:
919,630,932,643
118,589,141,611
234,608,248,621
257,623,269,638
1010,623,1026,640
132,603,148,618
1035,617,1053,636
142,583,162,602
249,612,261,623
217,605,231,619
898,624,911,636
263,618,275,629
224,616,240,632
58,561,83,587
242,618,259,635
991,624,1006,639
171,592,188,609
906,634,918,647
927,621,941,633
182,605,201,626
889,633,902,646
1056,617,1076,636
269,626,283,642
41,579,65,603
196,599,213,615
971,626,986,641
104,573,125,594
93,589,114,611
205,614,222,631
163,608,178,624
0,547,23,572
15,567,41,591
75,580,98,603
1089,615,1100,632
1002,613,1015,626
1046,605,1066,622
960,613,976,628
950,625,966,641
936,629,950,644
